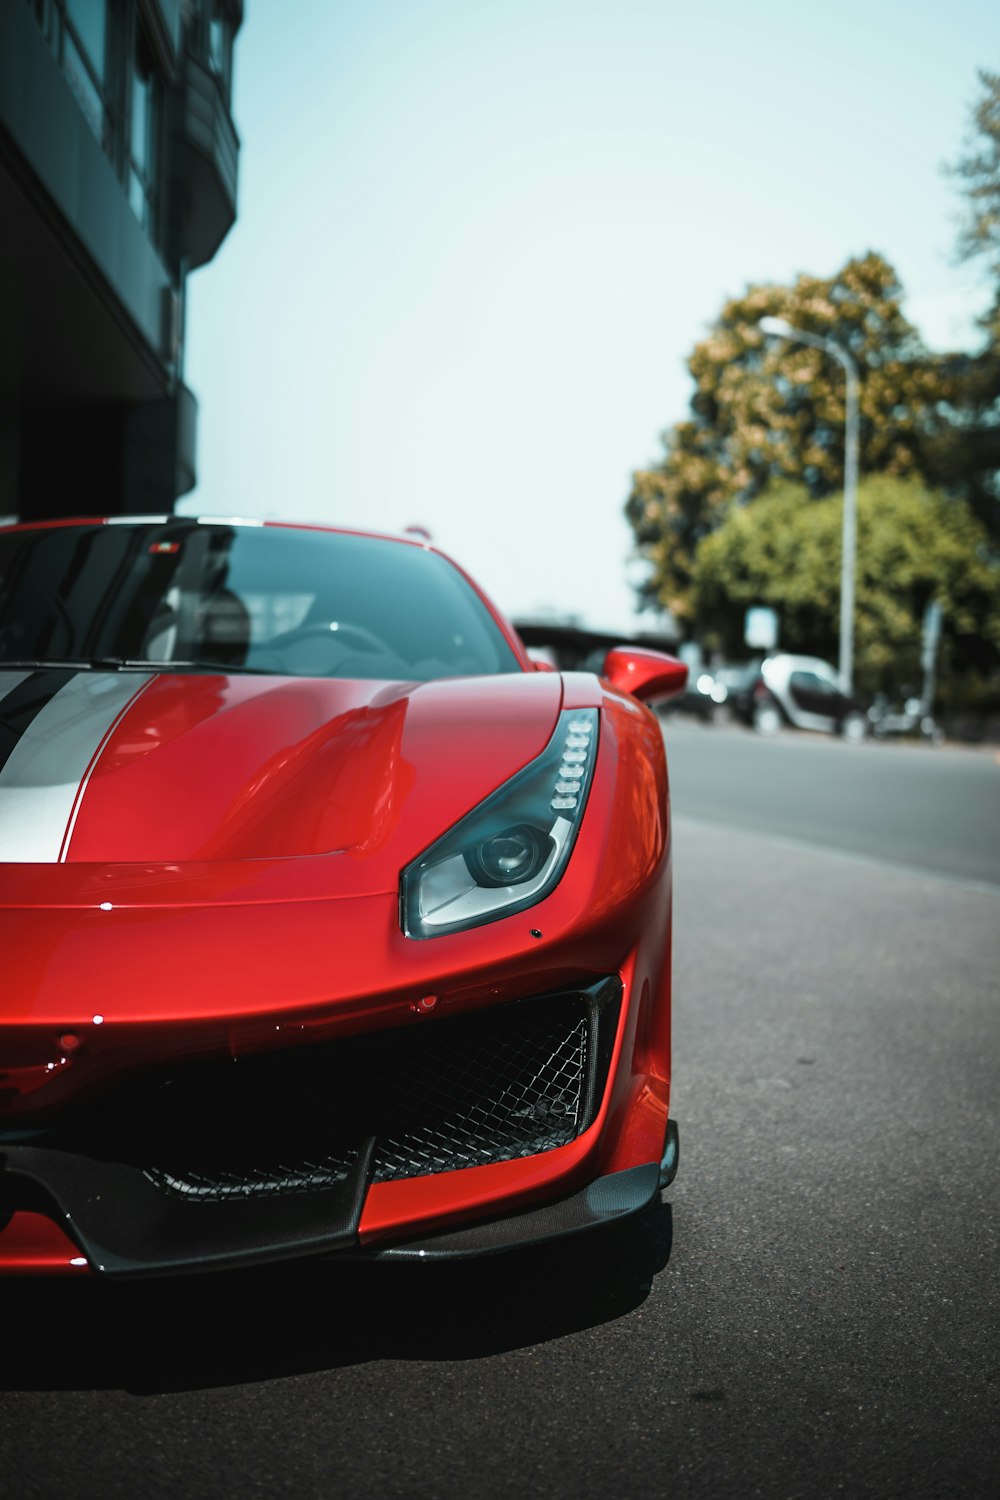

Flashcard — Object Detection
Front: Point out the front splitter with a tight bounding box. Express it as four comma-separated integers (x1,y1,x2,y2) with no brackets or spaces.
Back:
345,1159,665,1262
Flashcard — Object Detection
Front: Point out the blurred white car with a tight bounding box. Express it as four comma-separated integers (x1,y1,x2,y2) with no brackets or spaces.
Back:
749,655,868,740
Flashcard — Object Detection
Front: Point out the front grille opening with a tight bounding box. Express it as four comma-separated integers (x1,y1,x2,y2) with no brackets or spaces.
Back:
59,983,620,1203
370,1007,588,1182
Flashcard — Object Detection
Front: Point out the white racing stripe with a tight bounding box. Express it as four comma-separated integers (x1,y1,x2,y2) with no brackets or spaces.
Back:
0,672,153,863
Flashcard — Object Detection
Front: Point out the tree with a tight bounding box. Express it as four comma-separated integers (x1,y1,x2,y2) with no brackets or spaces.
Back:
931,69,1000,525
692,476,1000,708
625,253,958,627
948,69,1000,278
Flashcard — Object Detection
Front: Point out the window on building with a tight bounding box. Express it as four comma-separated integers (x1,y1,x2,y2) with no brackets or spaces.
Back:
128,25,160,236
26,0,120,158
63,0,111,145
25,1,168,244
208,2,233,100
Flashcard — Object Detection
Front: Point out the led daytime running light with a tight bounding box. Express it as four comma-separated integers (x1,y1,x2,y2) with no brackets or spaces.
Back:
550,715,595,814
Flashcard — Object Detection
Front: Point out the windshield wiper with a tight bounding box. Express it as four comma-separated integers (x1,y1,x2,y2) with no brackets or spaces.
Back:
0,657,275,675
0,658,101,672
100,658,276,674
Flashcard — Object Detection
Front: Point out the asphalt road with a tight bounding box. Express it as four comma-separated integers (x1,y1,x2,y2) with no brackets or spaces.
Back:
661,712,1000,887
4,721,998,1500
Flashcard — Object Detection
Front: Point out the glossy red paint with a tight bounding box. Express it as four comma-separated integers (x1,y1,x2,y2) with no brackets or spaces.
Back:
0,684,669,1086
602,646,688,705
0,1212,90,1273
65,671,561,866
0,519,678,1271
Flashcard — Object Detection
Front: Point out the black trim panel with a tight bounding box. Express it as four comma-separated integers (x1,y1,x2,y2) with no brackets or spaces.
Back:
346,1161,662,1262
1,1138,375,1278
0,669,75,774
658,1118,680,1188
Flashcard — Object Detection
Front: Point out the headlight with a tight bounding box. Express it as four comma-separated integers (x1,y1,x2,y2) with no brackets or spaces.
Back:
401,708,599,938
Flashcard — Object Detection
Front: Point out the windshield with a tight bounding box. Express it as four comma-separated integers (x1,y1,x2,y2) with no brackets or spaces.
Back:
0,521,522,681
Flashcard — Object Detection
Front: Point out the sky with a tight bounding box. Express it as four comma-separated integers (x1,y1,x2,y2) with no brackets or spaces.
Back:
182,0,999,634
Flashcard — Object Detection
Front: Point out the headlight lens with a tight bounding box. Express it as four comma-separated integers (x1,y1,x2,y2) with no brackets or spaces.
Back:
401,708,599,938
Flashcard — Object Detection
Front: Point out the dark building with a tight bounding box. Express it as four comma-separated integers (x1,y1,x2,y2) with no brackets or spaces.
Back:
0,0,242,520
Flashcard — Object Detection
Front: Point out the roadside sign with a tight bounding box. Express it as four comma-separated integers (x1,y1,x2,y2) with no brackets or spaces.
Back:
745,606,778,651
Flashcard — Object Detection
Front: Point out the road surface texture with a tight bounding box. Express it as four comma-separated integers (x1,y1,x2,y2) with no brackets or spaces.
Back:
3,720,997,1500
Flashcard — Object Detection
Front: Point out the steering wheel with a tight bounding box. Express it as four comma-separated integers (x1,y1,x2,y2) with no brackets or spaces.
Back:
274,621,390,655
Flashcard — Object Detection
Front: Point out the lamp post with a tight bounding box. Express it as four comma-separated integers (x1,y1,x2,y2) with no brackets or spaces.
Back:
759,316,860,696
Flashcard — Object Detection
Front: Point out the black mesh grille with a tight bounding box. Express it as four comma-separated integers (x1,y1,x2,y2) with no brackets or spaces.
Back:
146,1158,354,1201
369,1007,587,1181
63,985,618,1203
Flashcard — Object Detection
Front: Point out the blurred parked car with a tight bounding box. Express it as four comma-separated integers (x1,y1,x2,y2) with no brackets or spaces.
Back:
669,662,760,724
742,654,869,740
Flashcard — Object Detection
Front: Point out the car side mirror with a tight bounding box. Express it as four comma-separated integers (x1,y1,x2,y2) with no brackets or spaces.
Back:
602,646,688,704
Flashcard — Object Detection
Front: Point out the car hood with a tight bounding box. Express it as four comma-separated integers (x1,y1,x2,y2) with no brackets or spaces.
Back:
0,668,563,896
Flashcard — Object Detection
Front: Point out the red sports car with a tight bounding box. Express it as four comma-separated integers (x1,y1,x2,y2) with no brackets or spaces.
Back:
0,518,686,1276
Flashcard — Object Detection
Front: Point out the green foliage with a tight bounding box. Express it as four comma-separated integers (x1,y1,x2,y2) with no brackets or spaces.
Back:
625,252,961,625
932,69,1000,523
693,477,1000,706
947,69,1000,279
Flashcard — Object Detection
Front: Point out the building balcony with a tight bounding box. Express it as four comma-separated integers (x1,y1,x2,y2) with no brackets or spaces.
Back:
177,52,239,269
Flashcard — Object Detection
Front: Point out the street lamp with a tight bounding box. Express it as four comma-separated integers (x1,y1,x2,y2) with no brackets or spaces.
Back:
759,315,860,695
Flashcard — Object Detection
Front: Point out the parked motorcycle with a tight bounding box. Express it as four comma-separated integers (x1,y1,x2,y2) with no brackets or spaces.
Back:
867,693,945,745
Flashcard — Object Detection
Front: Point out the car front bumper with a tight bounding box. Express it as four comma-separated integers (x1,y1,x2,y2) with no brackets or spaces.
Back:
0,974,674,1276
